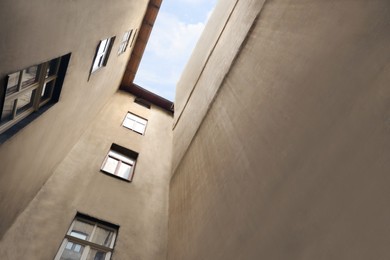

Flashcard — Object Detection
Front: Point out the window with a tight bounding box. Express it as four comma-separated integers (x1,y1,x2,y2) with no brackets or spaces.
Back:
55,213,118,260
0,53,71,136
101,143,138,181
134,97,151,109
91,37,115,73
117,30,132,54
129,29,137,48
122,112,147,135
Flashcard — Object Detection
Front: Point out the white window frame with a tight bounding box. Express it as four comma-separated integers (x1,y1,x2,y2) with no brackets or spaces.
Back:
54,216,118,260
122,112,147,135
91,37,115,73
101,148,137,181
117,30,132,54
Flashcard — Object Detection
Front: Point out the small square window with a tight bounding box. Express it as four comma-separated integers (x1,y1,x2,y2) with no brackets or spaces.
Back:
129,29,137,48
118,30,132,54
54,213,118,260
134,97,151,109
91,36,115,73
122,112,147,135
101,144,138,181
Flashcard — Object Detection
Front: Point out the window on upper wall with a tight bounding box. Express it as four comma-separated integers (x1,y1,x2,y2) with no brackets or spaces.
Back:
0,53,71,137
91,36,115,73
122,112,147,135
101,143,138,182
134,97,151,109
129,29,137,48
54,213,118,260
117,30,132,55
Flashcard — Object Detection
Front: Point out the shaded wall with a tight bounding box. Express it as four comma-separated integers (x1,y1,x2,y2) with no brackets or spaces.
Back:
169,0,390,259
0,91,172,259
0,0,148,237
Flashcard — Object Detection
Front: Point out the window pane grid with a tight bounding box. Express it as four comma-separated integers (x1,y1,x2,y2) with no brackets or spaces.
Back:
56,216,117,260
122,112,147,135
1,56,62,133
101,145,137,181
118,30,132,54
92,37,114,73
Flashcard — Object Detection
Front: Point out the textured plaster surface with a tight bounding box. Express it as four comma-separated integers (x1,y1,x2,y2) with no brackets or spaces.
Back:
169,0,390,259
0,0,148,237
172,0,266,171
0,91,172,259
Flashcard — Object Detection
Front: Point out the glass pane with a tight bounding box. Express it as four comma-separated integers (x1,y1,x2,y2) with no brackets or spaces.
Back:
92,226,114,247
46,58,59,78
102,38,110,52
16,89,35,115
133,122,146,134
65,242,73,250
108,151,134,165
118,43,125,54
21,65,39,88
70,220,94,240
1,98,16,124
97,39,108,55
60,242,84,260
117,163,132,179
135,117,147,125
41,80,54,101
102,157,118,174
74,245,82,253
122,117,135,129
6,72,20,96
122,31,130,42
86,249,106,260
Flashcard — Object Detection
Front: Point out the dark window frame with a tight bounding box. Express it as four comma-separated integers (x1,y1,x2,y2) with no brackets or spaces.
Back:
0,53,71,143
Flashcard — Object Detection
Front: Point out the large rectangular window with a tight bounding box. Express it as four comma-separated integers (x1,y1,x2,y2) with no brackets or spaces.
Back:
54,213,118,260
0,54,71,136
101,143,138,182
91,37,115,73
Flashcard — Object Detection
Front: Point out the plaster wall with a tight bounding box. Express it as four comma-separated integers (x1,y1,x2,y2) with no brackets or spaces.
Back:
0,0,148,237
172,0,266,171
169,0,390,259
0,91,172,259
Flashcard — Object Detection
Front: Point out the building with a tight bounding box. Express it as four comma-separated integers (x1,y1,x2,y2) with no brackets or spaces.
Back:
0,0,173,259
1,0,390,259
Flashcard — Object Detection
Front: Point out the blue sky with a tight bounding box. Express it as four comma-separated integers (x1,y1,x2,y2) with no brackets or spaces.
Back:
134,0,217,101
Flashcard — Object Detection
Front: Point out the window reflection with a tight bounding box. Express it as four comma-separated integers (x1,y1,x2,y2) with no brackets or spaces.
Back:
21,65,39,88
60,241,84,260
16,89,35,115
70,220,94,240
6,72,20,96
86,249,105,260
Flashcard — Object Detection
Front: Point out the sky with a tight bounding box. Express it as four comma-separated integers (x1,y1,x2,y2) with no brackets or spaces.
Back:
134,0,217,101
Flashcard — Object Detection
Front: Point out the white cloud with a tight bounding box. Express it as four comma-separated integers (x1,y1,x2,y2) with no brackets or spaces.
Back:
147,11,205,62
134,2,217,101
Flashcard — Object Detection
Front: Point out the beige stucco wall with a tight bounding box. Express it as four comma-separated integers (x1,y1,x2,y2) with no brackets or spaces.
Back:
0,91,172,259
172,0,266,171
0,0,148,237
169,0,390,259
